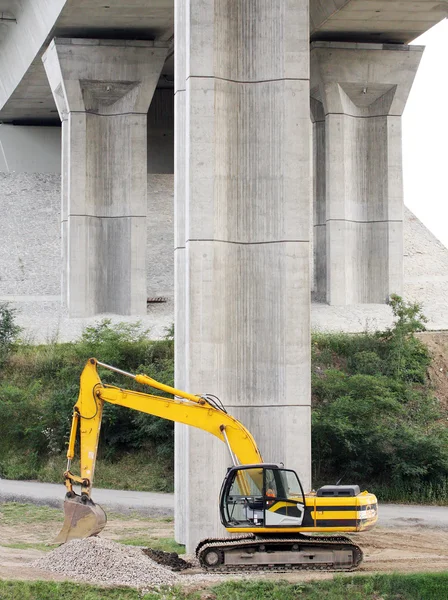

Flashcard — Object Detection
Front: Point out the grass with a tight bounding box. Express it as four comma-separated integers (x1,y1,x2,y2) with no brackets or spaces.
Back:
0,501,173,525
373,480,448,505
1,451,174,493
1,574,448,600
107,512,174,523
213,575,448,600
1,542,56,552
118,536,185,553
0,503,61,525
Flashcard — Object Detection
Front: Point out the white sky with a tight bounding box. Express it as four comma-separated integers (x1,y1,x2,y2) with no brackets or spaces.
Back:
403,18,448,247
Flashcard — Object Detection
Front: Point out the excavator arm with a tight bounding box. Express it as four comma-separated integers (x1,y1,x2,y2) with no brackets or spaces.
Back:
55,358,262,542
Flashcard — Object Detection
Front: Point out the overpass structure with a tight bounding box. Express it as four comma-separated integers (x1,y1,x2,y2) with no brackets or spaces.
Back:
0,1,446,552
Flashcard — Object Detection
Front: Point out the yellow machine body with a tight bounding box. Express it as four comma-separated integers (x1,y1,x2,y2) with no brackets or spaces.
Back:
55,358,378,568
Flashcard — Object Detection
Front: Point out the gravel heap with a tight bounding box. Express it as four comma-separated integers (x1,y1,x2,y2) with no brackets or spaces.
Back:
33,537,181,588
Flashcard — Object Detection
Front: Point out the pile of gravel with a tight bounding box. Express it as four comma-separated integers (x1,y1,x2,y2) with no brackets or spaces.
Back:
33,537,181,588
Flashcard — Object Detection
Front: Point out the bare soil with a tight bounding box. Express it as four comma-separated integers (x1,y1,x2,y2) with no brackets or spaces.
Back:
419,331,448,412
143,547,191,571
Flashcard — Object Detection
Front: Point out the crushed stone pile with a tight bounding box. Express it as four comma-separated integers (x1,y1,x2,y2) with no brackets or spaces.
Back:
33,537,181,588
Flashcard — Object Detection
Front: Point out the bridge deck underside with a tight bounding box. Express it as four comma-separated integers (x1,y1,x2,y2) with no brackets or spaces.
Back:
0,0,446,123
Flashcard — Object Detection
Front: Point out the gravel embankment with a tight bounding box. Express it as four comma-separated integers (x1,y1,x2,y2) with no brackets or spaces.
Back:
33,537,233,589
34,537,181,588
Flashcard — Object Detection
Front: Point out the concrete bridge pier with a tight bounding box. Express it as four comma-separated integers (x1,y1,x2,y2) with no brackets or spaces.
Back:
174,0,312,552
42,38,168,317
311,42,424,305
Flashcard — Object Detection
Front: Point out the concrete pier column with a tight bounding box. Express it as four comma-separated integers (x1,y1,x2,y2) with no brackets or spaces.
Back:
42,39,168,316
311,42,423,305
175,1,312,552
173,0,188,546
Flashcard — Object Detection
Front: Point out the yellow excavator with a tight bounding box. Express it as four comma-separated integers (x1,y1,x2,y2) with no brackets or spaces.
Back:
55,358,378,571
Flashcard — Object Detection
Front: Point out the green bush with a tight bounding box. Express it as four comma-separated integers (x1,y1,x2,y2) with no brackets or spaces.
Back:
0,303,21,368
311,297,447,498
0,319,175,488
0,298,446,502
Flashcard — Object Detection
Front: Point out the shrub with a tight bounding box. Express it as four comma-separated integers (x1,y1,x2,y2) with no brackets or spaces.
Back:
0,303,21,368
380,294,430,383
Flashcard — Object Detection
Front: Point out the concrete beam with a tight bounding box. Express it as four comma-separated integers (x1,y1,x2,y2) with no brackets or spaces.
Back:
311,42,424,305
311,1,448,44
42,38,168,316
0,0,67,111
175,0,312,553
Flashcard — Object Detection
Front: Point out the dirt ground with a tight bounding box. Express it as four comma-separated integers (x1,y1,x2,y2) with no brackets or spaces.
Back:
1,511,448,586
419,331,448,411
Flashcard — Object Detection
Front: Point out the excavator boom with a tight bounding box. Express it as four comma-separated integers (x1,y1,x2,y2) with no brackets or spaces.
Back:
56,358,262,542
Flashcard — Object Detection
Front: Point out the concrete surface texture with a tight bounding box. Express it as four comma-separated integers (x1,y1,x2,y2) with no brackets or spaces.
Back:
311,42,424,305
0,90,174,176
310,0,448,43
0,125,61,173
1,175,447,339
174,0,312,553
0,173,174,343
42,38,168,317
1,1,446,123
0,0,175,124
0,0,67,114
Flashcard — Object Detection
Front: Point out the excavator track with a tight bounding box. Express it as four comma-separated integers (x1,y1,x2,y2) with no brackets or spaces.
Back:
195,534,255,558
196,534,363,572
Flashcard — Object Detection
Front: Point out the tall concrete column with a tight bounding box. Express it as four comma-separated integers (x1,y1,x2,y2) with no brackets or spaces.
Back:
42,39,168,316
175,1,312,552
311,42,423,305
173,0,188,545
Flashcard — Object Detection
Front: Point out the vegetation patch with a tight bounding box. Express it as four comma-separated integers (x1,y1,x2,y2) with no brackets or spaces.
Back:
0,316,175,491
312,296,448,503
119,536,185,554
0,503,61,526
1,542,56,552
1,573,448,600
0,296,447,503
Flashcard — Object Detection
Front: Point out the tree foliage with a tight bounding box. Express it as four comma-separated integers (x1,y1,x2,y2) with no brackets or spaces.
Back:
0,303,21,368
312,296,447,494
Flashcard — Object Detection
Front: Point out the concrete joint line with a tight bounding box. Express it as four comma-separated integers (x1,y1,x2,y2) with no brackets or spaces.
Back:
326,112,400,119
174,246,186,251
187,75,309,85
69,111,147,117
69,214,146,219
174,89,186,95
186,239,309,246
327,219,402,225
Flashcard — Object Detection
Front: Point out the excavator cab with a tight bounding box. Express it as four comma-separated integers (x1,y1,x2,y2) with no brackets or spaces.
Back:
220,464,306,531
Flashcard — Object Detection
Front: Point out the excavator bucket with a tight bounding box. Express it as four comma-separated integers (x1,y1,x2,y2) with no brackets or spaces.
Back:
54,494,107,544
